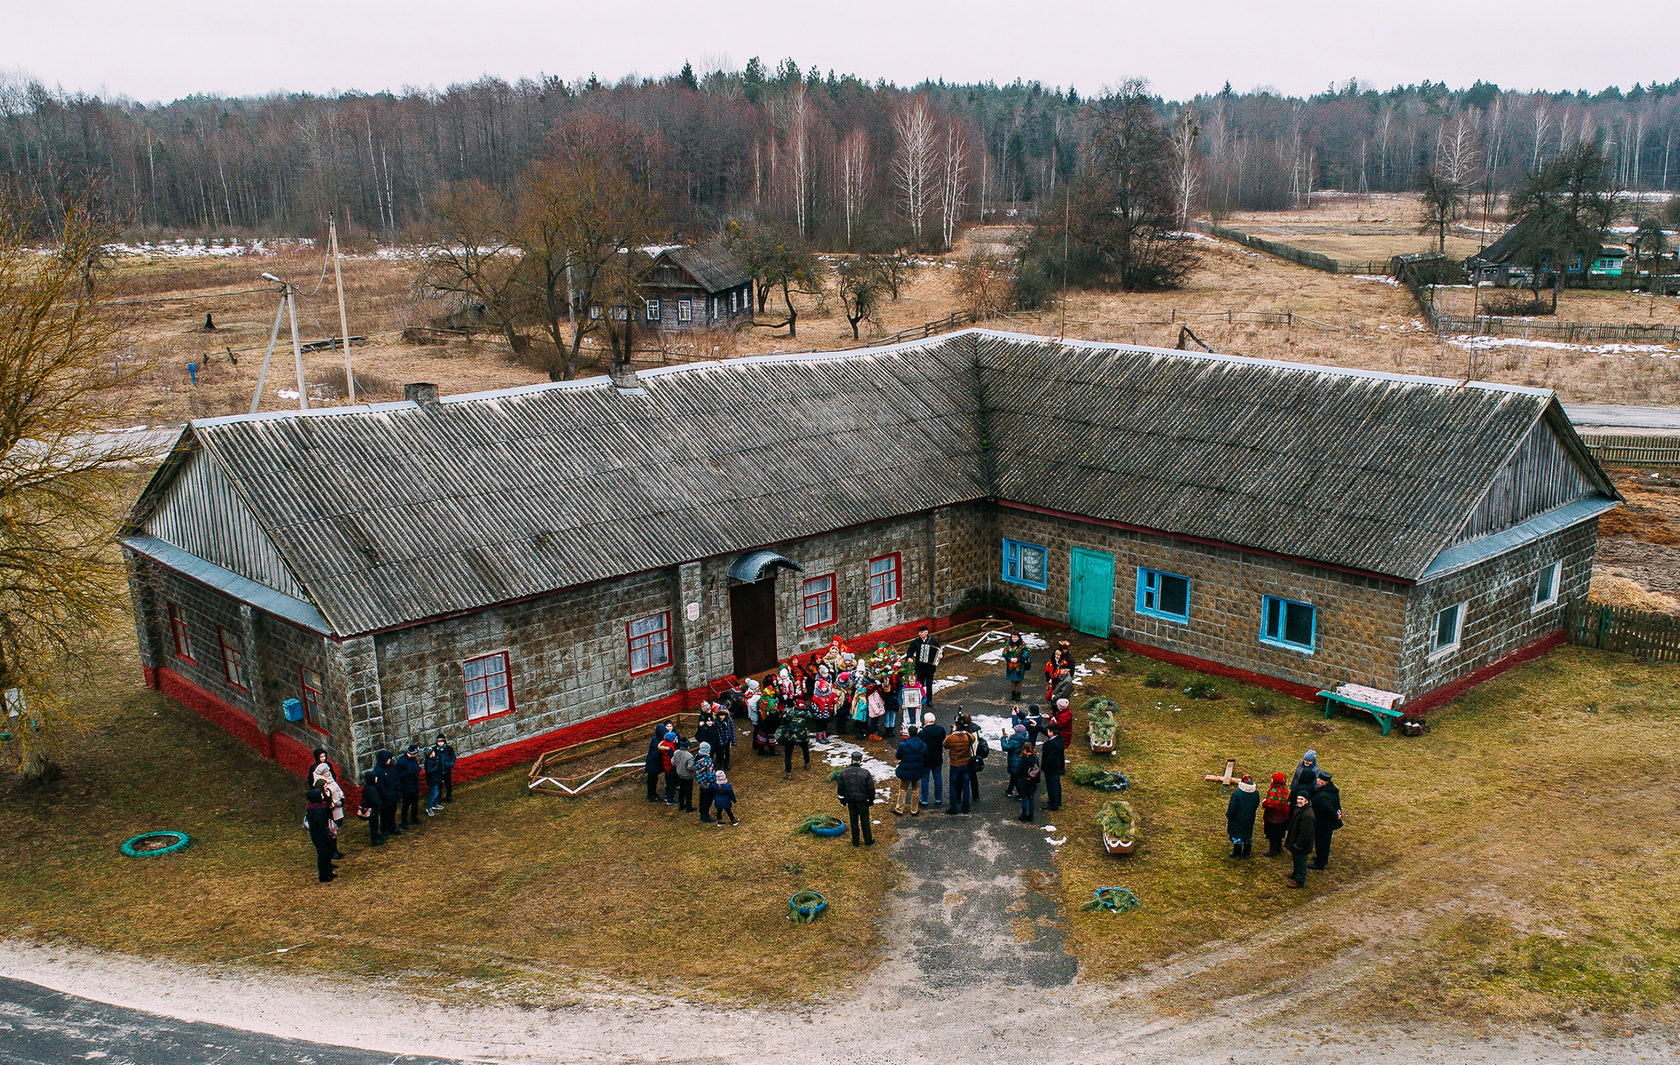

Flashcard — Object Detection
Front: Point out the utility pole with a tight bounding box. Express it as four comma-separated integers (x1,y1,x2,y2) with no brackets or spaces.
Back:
1059,193,1070,340
252,273,309,413
330,217,356,404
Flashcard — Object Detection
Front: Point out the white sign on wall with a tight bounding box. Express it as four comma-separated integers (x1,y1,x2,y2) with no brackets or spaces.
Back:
685,602,700,621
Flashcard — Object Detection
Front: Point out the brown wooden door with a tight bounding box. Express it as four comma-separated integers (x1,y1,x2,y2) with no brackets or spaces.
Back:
729,579,779,678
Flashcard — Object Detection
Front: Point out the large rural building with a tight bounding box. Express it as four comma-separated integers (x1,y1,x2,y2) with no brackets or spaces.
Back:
120,330,1619,780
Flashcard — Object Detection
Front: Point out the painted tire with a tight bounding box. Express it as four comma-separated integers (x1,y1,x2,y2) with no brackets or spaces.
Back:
810,819,846,838
790,891,828,918
120,830,191,857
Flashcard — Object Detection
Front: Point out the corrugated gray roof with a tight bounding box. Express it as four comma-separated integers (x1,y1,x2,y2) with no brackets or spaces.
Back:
656,241,751,293
143,330,1614,635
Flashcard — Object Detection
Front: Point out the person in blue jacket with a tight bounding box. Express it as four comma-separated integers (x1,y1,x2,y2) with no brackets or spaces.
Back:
893,725,927,815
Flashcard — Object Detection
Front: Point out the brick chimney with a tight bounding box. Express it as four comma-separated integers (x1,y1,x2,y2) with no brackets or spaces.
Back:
403,382,440,407
609,361,642,392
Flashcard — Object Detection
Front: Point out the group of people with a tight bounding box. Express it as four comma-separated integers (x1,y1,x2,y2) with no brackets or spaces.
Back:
644,707,740,826
1224,748,1345,888
741,626,947,767
302,735,457,883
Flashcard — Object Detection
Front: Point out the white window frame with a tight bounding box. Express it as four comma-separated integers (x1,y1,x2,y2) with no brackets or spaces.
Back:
463,652,513,721
1428,602,1466,659
645,298,660,322
677,298,692,323
627,612,672,675
1532,561,1562,612
730,290,738,314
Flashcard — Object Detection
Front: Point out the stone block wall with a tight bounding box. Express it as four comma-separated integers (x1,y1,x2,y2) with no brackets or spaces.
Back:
126,552,338,762
988,507,1412,693
1399,519,1597,697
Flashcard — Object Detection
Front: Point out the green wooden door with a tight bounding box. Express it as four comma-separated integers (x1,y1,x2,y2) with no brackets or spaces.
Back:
1068,547,1116,637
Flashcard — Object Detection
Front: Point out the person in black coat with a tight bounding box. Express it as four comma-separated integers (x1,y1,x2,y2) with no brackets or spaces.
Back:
304,786,337,882
906,626,942,706
1039,726,1066,812
395,744,422,827
436,733,457,802
836,751,877,846
917,713,946,807
1290,749,1320,801
1225,775,1261,858
372,749,401,838
1283,794,1317,888
644,722,669,802
1309,771,1344,869
360,768,385,846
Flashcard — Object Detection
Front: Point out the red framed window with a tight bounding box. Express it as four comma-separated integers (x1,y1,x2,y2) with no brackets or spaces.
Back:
167,602,195,663
802,574,837,630
299,666,327,734
627,612,672,675
464,652,513,721
868,553,902,608
218,627,249,691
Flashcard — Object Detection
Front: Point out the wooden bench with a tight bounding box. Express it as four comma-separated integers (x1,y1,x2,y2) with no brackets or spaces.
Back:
1317,683,1405,736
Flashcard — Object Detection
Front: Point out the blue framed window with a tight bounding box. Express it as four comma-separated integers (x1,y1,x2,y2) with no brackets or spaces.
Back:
1135,568,1190,622
1002,538,1048,589
1260,595,1316,653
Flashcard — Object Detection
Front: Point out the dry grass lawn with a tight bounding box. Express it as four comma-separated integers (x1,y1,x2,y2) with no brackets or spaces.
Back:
0,630,896,1006
1051,644,1680,1025
1433,283,1680,328
1225,192,1494,263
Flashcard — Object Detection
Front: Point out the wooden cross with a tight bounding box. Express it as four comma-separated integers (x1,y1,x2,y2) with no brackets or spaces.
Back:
1203,758,1241,786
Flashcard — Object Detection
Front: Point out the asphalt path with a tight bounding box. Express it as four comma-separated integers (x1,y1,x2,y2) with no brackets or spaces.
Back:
0,976,458,1065
1564,404,1680,431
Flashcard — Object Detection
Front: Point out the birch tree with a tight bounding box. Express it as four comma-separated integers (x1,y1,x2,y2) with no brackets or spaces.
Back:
891,97,937,250
840,129,869,250
1171,108,1201,228
938,123,967,251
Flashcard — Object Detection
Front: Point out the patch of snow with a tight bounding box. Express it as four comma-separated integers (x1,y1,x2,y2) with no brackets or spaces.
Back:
1042,825,1057,833
815,738,895,783
972,646,1006,664
970,714,1010,743
276,389,300,400
1072,663,1095,687
932,674,968,693
1020,632,1048,649
1088,655,1106,664
1047,836,1067,846
1448,335,1677,357
1350,274,1399,285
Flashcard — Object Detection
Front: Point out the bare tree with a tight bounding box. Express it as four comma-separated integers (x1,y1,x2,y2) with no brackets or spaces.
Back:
938,123,968,251
891,97,937,250
422,179,526,351
834,256,886,339
1,201,148,782
1171,108,1201,228
953,252,1014,318
775,85,812,238
840,129,869,250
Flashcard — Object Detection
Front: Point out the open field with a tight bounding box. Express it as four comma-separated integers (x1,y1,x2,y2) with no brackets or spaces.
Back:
105,225,1680,429
1433,283,1680,328
1224,193,1494,263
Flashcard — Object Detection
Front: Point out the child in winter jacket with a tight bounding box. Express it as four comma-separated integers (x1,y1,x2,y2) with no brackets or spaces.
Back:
712,770,739,825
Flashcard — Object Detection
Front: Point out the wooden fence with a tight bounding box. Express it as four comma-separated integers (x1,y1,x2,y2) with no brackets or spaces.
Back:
1580,433,1680,468
1564,600,1680,662
1192,222,1387,275
1428,311,1680,345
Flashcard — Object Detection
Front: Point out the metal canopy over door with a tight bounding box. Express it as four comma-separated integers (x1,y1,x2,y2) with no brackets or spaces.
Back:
729,578,780,677
1068,547,1116,637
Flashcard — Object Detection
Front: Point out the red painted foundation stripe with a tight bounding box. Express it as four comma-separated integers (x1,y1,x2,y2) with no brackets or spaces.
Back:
1404,629,1566,716
152,666,272,757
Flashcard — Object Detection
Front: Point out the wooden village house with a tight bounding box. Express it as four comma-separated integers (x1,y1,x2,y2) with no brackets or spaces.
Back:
120,330,1619,782
629,240,753,331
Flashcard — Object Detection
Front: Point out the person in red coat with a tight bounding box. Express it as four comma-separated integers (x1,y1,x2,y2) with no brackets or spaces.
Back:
1050,697,1073,739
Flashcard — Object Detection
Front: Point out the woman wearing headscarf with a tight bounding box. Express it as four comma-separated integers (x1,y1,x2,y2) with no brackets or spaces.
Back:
1261,771,1293,856
1226,774,1260,859
311,762,346,859
1002,633,1031,705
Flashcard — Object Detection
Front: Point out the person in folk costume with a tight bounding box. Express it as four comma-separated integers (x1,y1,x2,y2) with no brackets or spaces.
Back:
820,636,847,673
881,668,902,736
754,675,782,755
898,674,925,738
1002,632,1032,705
906,626,943,706
812,678,838,742
865,681,888,741
1261,771,1293,856
1045,640,1075,684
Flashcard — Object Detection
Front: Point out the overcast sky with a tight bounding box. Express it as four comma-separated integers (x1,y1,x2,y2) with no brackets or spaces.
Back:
6,0,1679,104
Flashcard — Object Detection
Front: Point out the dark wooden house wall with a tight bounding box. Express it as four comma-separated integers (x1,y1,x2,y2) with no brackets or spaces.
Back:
1455,420,1596,544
